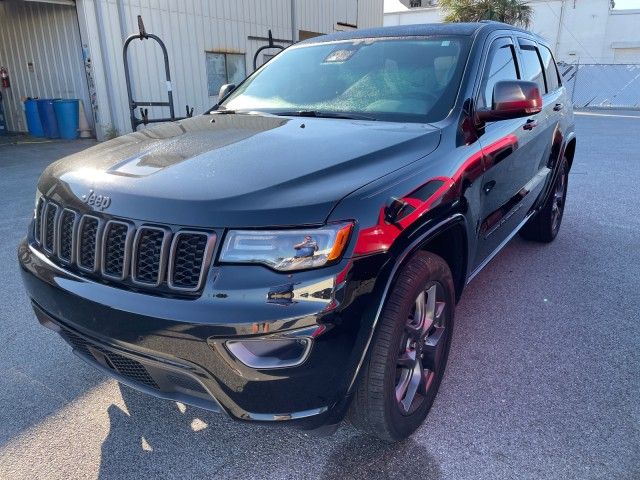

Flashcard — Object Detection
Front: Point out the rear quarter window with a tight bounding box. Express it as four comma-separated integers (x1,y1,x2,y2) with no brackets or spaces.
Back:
539,45,561,92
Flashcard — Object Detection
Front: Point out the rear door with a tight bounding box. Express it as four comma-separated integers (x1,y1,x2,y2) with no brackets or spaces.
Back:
537,42,570,185
473,36,547,268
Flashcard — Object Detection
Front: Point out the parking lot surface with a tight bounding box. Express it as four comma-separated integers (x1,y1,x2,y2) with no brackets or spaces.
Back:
1,112,639,480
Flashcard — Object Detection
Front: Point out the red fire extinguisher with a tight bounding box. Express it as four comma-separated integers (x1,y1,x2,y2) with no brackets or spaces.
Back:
0,67,10,89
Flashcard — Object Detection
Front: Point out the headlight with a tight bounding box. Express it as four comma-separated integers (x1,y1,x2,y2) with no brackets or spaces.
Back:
220,222,353,271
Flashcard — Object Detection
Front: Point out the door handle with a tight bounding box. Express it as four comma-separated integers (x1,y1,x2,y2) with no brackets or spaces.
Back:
483,180,496,194
553,103,564,111
523,119,538,130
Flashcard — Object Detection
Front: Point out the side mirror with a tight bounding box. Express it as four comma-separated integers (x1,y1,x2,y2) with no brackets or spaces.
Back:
477,80,542,122
218,83,236,100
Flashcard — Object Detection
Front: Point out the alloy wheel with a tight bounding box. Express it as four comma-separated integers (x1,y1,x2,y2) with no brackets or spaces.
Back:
395,283,448,415
551,168,567,232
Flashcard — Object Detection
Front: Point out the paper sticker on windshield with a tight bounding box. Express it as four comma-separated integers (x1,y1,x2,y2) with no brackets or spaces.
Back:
324,46,360,63
441,41,450,47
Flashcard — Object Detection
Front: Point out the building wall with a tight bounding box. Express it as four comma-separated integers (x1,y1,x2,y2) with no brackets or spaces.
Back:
384,0,640,64
76,0,383,140
0,0,92,133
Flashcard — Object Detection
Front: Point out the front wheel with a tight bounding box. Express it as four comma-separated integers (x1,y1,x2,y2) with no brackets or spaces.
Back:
348,251,455,442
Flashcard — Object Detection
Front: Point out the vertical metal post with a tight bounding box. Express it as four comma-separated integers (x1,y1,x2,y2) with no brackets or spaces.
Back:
290,0,296,44
571,58,579,105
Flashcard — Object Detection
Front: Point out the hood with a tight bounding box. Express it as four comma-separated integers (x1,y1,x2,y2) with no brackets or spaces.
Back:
39,114,440,228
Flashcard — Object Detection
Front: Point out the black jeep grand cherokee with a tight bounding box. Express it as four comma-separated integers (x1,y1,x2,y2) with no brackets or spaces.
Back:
19,22,575,441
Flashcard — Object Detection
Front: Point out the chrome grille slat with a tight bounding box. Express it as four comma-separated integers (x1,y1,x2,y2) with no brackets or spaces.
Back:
34,197,45,245
33,200,215,295
42,202,60,254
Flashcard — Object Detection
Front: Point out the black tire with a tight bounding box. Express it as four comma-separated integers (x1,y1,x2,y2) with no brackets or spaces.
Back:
519,156,569,243
348,251,455,442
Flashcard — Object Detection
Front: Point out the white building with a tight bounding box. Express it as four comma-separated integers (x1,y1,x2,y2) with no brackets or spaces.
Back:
0,0,383,139
384,0,640,64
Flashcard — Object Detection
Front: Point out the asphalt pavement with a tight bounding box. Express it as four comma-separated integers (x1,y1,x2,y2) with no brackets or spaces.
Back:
0,111,638,479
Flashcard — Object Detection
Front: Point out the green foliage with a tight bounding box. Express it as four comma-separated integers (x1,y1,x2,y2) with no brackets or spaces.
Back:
438,0,533,28
102,124,119,140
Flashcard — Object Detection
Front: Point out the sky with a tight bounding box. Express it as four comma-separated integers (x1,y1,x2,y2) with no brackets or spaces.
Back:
613,0,640,9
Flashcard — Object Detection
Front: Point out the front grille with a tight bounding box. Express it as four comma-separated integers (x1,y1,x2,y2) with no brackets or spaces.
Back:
33,199,215,294
133,227,168,286
102,221,131,279
43,203,59,253
58,209,77,263
169,232,211,291
78,216,100,271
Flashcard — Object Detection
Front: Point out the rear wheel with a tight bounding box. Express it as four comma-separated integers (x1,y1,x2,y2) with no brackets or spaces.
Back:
520,156,569,242
348,251,455,442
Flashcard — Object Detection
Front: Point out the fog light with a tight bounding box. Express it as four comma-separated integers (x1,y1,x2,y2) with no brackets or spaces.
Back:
226,337,311,369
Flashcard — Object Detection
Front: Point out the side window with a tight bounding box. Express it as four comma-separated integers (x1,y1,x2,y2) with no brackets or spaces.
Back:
539,45,561,92
206,52,246,97
479,42,519,109
517,40,545,93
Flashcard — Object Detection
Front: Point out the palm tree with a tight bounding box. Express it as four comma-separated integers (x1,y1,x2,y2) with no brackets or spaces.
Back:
438,0,533,29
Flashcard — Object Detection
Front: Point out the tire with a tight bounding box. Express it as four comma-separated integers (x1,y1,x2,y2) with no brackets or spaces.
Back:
519,156,569,243
348,251,455,442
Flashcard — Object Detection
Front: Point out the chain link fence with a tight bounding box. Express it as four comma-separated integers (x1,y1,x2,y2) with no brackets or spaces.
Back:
560,63,640,110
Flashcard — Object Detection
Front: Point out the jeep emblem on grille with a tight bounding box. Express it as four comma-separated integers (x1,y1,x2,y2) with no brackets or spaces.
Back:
82,189,111,210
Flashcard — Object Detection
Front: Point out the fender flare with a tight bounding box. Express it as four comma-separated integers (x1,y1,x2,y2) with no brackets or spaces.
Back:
561,131,577,169
346,213,468,393
535,130,576,213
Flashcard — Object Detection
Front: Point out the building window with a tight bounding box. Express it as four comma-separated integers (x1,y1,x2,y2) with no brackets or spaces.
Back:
262,54,276,66
206,52,246,97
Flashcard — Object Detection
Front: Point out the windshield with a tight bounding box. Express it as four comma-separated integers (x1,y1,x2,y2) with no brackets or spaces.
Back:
220,36,470,123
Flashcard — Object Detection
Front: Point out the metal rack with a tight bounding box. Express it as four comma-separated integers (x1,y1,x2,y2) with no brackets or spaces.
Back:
122,16,193,131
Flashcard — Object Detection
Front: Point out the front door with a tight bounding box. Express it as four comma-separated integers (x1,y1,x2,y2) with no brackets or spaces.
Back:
473,36,549,269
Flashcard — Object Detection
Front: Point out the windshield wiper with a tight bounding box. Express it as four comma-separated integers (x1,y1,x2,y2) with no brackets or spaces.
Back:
272,110,377,121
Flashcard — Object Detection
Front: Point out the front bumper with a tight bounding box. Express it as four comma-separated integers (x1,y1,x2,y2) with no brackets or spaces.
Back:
18,238,391,428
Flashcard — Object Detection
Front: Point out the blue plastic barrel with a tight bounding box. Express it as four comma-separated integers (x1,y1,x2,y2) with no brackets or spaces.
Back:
24,99,45,137
53,99,79,140
37,99,60,138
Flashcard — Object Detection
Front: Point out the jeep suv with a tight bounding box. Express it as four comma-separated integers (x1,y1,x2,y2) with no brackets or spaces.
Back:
19,23,575,441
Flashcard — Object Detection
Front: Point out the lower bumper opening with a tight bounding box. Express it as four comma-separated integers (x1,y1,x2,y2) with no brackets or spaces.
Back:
33,302,224,413
31,301,335,426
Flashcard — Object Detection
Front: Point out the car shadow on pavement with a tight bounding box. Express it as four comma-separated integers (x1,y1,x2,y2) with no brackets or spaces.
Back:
98,384,441,479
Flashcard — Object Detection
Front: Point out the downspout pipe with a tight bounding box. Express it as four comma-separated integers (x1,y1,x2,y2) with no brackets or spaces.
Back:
115,0,134,95
94,0,118,135
555,0,565,58
291,0,296,43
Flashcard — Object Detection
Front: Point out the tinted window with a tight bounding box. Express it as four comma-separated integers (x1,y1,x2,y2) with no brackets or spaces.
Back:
479,43,519,109
539,46,560,92
518,42,545,92
222,37,471,123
